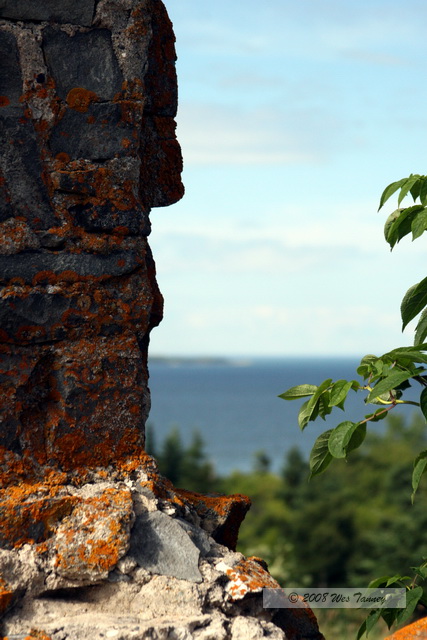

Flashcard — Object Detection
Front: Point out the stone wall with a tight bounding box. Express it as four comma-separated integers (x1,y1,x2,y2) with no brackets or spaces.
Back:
0,2,327,638
0,0,183,484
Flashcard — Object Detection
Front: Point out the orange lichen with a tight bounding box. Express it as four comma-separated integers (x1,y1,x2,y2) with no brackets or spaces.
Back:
172,489,250,518
32,270,58,286
113,79,144,102
224,557,281,600
54,489,132,575
0,96,10,107
23,629,53,640
55,152,70,163
385,616,427,639
0,490,79,549
66,87,99,113
173,488,250,549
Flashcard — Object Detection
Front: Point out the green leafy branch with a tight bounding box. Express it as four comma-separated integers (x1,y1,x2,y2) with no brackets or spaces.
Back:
356,566,427,640
280,346,427,491
279,174,427,636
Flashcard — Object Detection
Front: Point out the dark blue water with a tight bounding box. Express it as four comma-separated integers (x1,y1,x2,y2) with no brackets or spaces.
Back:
147,357,416,475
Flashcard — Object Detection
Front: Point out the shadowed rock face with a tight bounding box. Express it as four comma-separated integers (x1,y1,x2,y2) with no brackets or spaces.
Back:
0,0,184,485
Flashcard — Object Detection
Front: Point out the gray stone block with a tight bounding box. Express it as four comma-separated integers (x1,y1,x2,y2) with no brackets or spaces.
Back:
129,511,203,583
0,292,71,341
0,29,22,107
49,103,139,161
69,202,149,235
0,109,57,229
176,518,212,557
0,0,95,26
0,250,140,284
42,27,122,100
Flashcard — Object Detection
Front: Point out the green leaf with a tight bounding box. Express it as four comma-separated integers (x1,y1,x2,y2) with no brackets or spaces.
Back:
385,343,427,355
420,177,427,206
412,564,427,580
299,379,332,430
365,609,383,636
411,207,427,240
380,608,398,630
346,423,367,453
383,208,401,245
411,450,427,501
368,576,391,589
378,178,407,210
329,380,353,407
328,421,359,458
356,618,367,640
278,384,318,400
385,574,406,587
395,587,424,625
309,430,333,477
401,277,427,331
384,344,427,362
385,205,424,248
318,391,333,419
357,354,381,379
410,177,422,201
420,388,427,421
298,400,314,430
366,369,415,403
414,310,427,346
398,175,421,206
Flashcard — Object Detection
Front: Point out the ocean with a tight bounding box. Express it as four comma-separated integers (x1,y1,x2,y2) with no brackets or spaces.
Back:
146,356,412,476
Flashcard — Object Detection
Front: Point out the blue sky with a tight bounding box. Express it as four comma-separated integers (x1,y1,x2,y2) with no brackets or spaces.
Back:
149,0,427,357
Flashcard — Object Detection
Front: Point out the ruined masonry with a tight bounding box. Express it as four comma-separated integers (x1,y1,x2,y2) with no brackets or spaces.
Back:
0,2,326,638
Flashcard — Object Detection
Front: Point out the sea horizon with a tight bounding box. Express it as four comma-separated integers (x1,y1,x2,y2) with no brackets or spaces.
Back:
146,354,387,476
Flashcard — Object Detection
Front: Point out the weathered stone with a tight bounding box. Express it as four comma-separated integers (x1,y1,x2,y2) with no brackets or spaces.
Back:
0,219,41,255
216,556,282,600
0,464,325,639
51,486,134,582
0,250,142,285
129,510,203,582
140,115,184,207
49,103,141,161
42,27,123,101
174,488,252,551
0,29,22,107
0,493,79,550
0,3,324,640
0,111,57,229
142,0,178,117
0,0,96,26
0,167,13,223
177,518,212,557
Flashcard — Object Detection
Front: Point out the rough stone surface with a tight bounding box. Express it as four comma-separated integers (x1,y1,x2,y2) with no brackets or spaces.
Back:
0,2,325,639
0,464,325,639
129,510,203,582
0,0,183,486
0,1,96,26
